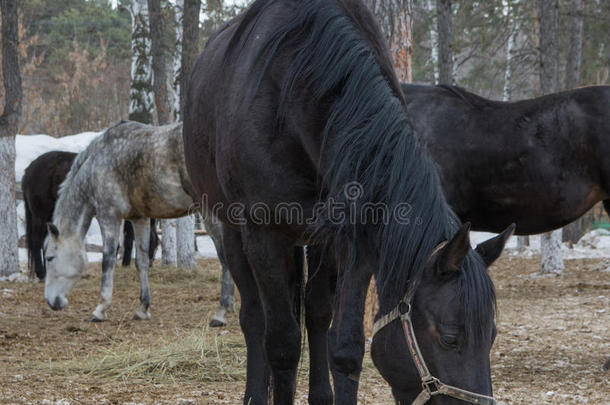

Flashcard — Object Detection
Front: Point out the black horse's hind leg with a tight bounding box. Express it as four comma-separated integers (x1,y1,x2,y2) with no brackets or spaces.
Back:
241,226,301,404
305,245,334,405
223,226,270,405
122,220,135,267
329,266,372,405
24,198,46,280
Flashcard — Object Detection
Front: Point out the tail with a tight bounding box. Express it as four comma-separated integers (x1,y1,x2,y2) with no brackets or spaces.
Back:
24,197,46,280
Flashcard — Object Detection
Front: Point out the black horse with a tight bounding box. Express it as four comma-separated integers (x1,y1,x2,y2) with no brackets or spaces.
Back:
22,151,158,280
402,83,610,235
183,1,512,404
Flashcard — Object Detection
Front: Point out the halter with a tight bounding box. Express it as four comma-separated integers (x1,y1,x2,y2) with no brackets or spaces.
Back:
371,242,496,405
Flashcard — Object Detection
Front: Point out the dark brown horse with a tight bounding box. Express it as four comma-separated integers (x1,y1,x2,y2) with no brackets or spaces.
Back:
23,151,77,280
402,83,610,235
183,1,511,403
22,151,158,281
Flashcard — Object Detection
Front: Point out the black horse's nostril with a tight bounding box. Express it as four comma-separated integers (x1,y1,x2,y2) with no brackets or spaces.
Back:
48,296,63,310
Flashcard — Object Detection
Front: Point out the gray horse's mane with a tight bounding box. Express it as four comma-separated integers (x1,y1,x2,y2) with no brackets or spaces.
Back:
54,121,133,232
57,121,134,199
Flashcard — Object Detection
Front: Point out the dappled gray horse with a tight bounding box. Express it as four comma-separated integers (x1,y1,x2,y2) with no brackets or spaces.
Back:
44,121,233,323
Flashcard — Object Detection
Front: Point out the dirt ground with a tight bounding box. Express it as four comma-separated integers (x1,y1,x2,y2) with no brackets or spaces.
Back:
0,255,608,404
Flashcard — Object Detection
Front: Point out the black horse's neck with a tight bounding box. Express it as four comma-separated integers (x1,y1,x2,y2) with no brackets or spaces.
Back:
257,0,460,299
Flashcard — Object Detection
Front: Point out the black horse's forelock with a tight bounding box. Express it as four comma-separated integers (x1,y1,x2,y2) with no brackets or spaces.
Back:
229,0,495,339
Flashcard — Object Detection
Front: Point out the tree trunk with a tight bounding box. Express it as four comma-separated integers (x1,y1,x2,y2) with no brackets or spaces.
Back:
172,0,202,268
0,0,23,277
502,0,519,102
562,0,586,244
161,219,177,267
504,0,531,251
363,0,413,82
127,0,154,124
148,0,171,125
565,0,583,90
536,0,563,274
427,0,439,84
541,231,563,274
436,0,454,85
176,217,196,269
180,0,201,115
536,0,559,94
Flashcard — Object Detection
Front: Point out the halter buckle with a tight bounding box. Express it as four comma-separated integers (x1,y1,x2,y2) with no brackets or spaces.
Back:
422,376,442,396
398,301,412,320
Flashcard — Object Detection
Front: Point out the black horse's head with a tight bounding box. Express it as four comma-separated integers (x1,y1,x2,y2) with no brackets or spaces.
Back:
371,223,514,404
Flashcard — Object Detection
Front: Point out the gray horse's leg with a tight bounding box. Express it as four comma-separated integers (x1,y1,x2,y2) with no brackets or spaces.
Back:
132,218,152,320
204,214,235,327
91,215,121,321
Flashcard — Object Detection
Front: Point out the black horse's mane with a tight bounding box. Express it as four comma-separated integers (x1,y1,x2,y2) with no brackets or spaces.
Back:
437,84,494,109
227,0,495,340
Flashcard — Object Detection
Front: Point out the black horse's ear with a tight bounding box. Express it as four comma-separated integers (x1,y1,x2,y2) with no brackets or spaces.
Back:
475,223,516,267
436,222,471,277
47,223,60,240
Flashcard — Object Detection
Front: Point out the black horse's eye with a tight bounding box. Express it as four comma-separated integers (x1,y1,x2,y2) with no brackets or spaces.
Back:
440,334,459,349
46,256,55,262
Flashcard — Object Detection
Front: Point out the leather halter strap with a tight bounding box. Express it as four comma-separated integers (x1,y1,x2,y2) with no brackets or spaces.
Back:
371,242,496,405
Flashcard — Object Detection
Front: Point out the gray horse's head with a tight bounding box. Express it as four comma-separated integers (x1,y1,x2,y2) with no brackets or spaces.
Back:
44,223,88,310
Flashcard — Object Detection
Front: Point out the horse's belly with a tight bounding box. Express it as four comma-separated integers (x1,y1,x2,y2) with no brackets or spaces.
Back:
463,183,605,235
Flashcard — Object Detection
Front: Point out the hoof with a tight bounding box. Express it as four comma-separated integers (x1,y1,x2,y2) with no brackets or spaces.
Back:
133,310,151,320
209,307,227,327
209,317,227,327
89,316,105,322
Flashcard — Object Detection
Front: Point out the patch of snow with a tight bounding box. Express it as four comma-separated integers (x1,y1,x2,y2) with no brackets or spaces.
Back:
471,229,610,260
195,235,219,259
15,132,101,182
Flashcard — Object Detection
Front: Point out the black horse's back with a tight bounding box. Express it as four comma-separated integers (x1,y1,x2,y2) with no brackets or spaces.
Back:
22,151,77,280
401,83,610,235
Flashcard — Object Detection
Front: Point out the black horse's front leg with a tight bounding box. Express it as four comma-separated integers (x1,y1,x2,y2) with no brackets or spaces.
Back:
329,265,372,405
305,245,334,405
241,226,301,404
223,226,270,405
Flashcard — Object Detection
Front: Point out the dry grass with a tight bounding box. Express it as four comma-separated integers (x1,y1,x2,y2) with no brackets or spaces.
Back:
45,327,247,383
0,256,608,404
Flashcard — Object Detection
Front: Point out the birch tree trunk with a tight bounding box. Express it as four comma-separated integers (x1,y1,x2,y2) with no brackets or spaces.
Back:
149,0,187,266
503,0,530,250
427,0,439,84
171,0,200,269
502,0,518,102
437,0,454,85
161,219,177,267
562,0,586,245
127,0,154,124
0,0,23,277
176,217,195,268
536,0,563,274
363,0,413,82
